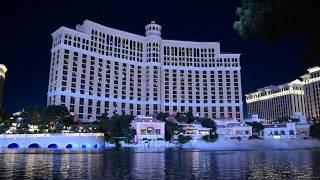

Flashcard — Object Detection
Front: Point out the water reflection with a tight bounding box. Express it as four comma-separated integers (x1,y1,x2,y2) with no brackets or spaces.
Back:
133,150,165,180
0,149,319,179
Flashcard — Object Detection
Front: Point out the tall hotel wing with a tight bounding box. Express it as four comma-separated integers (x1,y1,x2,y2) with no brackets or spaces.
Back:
48,20,243,122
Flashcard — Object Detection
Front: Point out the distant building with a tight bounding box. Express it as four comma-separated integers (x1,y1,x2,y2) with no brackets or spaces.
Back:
0,64,7,109
215,119,252,139
246,79,306,122
301,66,320,120
48,19,243,122
178,121,211,140
246,66,320,121
131,116,165,142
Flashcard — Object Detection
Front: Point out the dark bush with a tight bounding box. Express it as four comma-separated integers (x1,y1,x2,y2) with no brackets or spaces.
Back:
178,135,192,144
202,134,218,142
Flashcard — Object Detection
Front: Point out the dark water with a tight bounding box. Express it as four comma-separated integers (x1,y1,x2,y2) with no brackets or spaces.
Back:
0,148,320,179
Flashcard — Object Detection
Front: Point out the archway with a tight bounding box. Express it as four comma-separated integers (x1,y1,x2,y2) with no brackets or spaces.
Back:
66,144,72,149
48,144,58,149
7,143,19,148
28,143,41,148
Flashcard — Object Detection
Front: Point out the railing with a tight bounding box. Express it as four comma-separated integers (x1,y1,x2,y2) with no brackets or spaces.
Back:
0,133,104,138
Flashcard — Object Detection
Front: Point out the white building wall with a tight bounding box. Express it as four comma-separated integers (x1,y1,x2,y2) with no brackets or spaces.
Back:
0,133,105,149
48,20,243,122
301,67,320,119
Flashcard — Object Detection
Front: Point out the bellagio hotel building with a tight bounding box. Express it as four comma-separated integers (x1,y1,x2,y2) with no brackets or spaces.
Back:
47,20,243,122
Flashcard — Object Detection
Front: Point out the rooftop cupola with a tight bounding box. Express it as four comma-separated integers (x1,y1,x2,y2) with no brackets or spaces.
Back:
145,21,162,38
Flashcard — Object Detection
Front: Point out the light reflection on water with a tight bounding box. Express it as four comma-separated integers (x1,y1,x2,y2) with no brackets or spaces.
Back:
0,149,319,179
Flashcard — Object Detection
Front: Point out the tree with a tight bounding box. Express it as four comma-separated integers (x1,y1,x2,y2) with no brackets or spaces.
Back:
202,134,218,142
88,120,100,133
177,135,192,144
185,111,194,124
96,114,110,133
69,124,77,132
195,117,217,135
42,105,70,133
310,123,320,139
21,106,41,125
99,114,134,141
234,0,320,67
197,117,217,131
156,112,169,122
0,108,10,123
0,124,9,134
246,122,264,136
0,108,11,134
164,122,181,141
175,112,187,123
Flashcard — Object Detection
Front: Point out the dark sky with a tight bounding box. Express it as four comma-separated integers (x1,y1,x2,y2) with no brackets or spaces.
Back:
0,0,308,116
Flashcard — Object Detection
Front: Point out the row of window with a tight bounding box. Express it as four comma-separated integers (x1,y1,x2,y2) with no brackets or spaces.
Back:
248,94,304,120
50,95,242,120
52,29,237,67
49,49,241,104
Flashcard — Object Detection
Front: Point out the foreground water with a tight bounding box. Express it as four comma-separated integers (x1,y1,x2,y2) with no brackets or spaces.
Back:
0,148,320,179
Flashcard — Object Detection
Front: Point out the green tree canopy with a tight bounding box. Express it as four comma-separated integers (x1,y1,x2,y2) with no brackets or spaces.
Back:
185,111,194,124
99,114,134,140
175,112,187,123
156,112,169,122
310,123,320,139
234,0,320,66
164,122,181,141
195,117,217,132
246,121,264,135
96,113,110,132
0,108,10,124
21,106,41,125
42,105,70,132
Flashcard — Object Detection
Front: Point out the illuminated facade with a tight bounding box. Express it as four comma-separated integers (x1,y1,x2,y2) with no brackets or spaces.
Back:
215,119,252,139
301,66,320,119
0,64,7,109
246,80,306,121
48,20,243,122
262,123,296,139
246,66,320,121
131,116,165,142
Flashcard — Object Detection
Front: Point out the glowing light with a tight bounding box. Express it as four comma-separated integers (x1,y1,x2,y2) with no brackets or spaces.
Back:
273,136,281,139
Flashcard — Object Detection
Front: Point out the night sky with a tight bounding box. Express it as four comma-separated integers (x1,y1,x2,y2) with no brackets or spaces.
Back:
0,1,309,117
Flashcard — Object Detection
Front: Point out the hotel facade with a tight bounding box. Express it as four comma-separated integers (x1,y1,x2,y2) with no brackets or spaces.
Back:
0,64,7,109
301,66,320,119
246,66,320,121
47,20,243,122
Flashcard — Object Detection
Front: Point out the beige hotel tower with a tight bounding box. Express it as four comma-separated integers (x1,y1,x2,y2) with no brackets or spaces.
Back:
48,20,243,122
